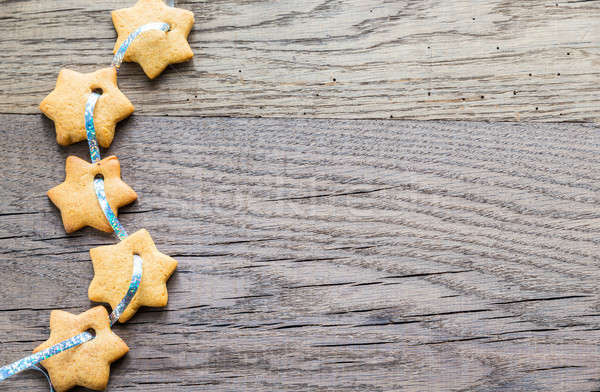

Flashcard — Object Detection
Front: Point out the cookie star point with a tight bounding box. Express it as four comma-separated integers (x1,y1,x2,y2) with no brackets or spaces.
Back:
34,306,129,392
40,67,134,148
89,229,178,322
112,0,195,79
48,155,137,233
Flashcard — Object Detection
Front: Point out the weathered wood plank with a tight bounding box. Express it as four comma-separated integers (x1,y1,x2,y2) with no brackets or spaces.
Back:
1,115,600,390
1,0,600,121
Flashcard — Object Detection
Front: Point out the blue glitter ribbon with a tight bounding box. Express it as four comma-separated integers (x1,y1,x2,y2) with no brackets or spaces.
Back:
85,91,102,163
0,332,94,382
93,177,129,240
0,19,171,392
110,255,143,325
111,22,170,69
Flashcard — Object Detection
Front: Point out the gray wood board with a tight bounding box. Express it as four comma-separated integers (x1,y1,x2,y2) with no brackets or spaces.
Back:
1,0,600,121
1,114,600,390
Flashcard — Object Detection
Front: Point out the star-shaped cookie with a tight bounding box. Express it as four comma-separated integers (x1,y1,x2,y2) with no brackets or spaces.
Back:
34,306,129,392
112,0,195,79
89,229,178,323
40,67,134,148
48,155,137,233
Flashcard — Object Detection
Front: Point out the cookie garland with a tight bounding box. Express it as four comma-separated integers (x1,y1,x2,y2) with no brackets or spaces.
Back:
0,1,194,390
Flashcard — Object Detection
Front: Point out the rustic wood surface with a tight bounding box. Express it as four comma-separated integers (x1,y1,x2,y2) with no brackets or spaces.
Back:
2,0,600,121
1,114,600,391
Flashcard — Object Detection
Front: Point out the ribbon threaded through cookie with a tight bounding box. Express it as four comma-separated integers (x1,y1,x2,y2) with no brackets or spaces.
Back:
0,21,177,389
84,90,128,240
85,91,130,240
85,91,102,163
111,22,170,69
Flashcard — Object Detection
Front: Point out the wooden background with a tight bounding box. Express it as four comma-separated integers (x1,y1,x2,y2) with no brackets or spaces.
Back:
2,0,600,391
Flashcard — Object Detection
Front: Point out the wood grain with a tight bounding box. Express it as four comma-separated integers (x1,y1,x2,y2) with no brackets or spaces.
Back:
2,114,600,390
2,0,600,121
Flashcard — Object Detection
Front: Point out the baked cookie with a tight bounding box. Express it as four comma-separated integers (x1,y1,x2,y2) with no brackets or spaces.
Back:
89,229,178,323
33,306,129,392
112,0,194,79
48,155,137,233
40,67,134,148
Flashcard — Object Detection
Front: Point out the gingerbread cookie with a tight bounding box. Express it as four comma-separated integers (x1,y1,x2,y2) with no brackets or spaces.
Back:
112,0,194,79
89,229,178,323
40,67,134,148
48,155,137,233
33,306,129,392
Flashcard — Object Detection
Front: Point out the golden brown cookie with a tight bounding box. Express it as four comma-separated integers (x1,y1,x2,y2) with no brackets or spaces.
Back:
40,67,134,148
112,0,194,79
48,155,137,233
33,306,129,392
89,229,178,323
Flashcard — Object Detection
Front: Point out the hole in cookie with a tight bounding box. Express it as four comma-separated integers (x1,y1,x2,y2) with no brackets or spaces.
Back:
92,88,103,95
85,328,97,339
93,173,105,186
133,253,144,267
